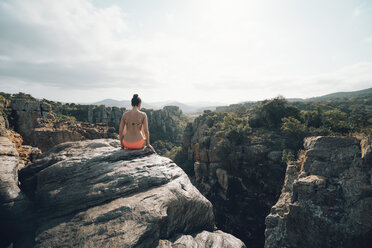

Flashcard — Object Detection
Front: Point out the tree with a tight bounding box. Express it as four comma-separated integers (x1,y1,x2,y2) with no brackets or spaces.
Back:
323,109,350,133
281,117,308,150
251,96,300,128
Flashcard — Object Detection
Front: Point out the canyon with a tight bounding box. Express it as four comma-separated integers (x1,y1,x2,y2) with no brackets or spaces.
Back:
1,92,372,247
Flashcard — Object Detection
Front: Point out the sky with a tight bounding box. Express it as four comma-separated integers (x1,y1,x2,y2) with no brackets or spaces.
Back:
0,0,372,104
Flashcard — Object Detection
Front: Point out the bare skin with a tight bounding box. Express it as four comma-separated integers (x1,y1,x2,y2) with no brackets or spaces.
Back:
119,103,156,152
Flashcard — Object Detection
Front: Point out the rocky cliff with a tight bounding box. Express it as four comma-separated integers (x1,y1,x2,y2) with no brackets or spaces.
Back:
0,136,35,247
0,138,245,248
265,136,372,248
48,103,126,130
10,98,117,151
179,111,287,247
9,95,188,154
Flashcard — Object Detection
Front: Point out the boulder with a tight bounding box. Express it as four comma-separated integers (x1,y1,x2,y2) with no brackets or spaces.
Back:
158,230,245,248
265,136,372,248
1,139,245,247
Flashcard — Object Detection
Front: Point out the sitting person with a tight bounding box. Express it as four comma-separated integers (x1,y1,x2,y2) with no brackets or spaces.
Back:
119,94,155,152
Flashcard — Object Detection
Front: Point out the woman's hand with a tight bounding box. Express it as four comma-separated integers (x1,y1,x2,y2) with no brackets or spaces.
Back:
147,144,156,153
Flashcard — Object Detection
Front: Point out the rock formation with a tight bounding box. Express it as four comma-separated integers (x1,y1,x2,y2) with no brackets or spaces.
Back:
6,131,41,169
1,138,245,247
1,107,41,168
144,106,186,145
10,98,117,152
180,111,287,247
265,136,372,248
59,104,126,130
0,115,7,136
0,136,34,248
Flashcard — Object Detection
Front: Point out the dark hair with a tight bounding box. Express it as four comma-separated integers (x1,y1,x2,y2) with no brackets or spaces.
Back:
131,94,142,106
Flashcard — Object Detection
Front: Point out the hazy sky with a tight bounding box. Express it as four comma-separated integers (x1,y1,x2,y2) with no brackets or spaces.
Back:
0,0,371,104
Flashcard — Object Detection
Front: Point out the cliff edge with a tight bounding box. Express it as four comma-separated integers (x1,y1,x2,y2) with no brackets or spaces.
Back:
1,138,245,248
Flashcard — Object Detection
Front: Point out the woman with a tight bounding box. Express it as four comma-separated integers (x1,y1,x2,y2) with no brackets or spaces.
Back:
119,94,155,152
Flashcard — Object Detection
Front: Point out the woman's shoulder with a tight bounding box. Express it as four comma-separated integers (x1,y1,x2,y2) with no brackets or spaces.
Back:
139,111,147,116
122,110,131,119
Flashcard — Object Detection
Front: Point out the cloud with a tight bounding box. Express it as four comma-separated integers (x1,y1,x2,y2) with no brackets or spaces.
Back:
195,62,372,99
364,35,372,43
353,5,362,16
0,0,371,103
0,0,155,89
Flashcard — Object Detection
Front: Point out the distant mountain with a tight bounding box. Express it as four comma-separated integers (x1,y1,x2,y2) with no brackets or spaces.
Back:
92,99,224,114
304,87,372,102
93,99,129,107
92,99,156,109
91,87,372,114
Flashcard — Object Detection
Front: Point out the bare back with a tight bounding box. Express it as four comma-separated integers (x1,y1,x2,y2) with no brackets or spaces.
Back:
122,110,145,142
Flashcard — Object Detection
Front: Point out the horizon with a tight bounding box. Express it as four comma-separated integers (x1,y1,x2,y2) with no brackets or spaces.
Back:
1,0,372,104
4,86,371,107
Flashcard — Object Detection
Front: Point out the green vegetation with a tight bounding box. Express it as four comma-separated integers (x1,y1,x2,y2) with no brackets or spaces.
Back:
176,92,372,170
55,113,76,121
249,96,300,128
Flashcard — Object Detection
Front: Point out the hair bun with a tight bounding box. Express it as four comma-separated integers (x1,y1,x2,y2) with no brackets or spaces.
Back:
133,94,139,99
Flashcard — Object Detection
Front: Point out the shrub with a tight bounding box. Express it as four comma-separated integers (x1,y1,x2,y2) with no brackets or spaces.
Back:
282,149,295,163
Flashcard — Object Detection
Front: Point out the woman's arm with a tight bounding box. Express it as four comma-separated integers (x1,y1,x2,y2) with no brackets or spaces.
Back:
119,114,126,149
142,113,155,152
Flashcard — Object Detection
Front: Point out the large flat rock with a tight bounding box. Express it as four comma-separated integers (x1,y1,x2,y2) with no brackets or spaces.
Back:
7,139,245,247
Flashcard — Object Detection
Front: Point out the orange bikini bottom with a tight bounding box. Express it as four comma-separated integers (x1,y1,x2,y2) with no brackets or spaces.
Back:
123,138,145,149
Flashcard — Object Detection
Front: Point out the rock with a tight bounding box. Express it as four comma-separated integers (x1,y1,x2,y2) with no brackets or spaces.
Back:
1,139,244,247
0,115,8,136
11,98,118,152
267,151,282,162
361,136,372,165
86,105,125,130
157,230,246,248
0,136,34,247
144,106,187,146
216,168,229,192
6,130,42,168
265,136,372,248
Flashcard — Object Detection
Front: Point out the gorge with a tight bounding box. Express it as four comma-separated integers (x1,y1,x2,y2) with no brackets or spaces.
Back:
1,90,372,247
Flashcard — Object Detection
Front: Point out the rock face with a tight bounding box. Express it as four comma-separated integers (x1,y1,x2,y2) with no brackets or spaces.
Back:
0,115,8,136
11,98,117,151
1,139,245,247
180,111,287,247
0,136,34,248
58,104,126,130
265,136,372,248
144,106,186,145
6,131,41,169
85,105,125,130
